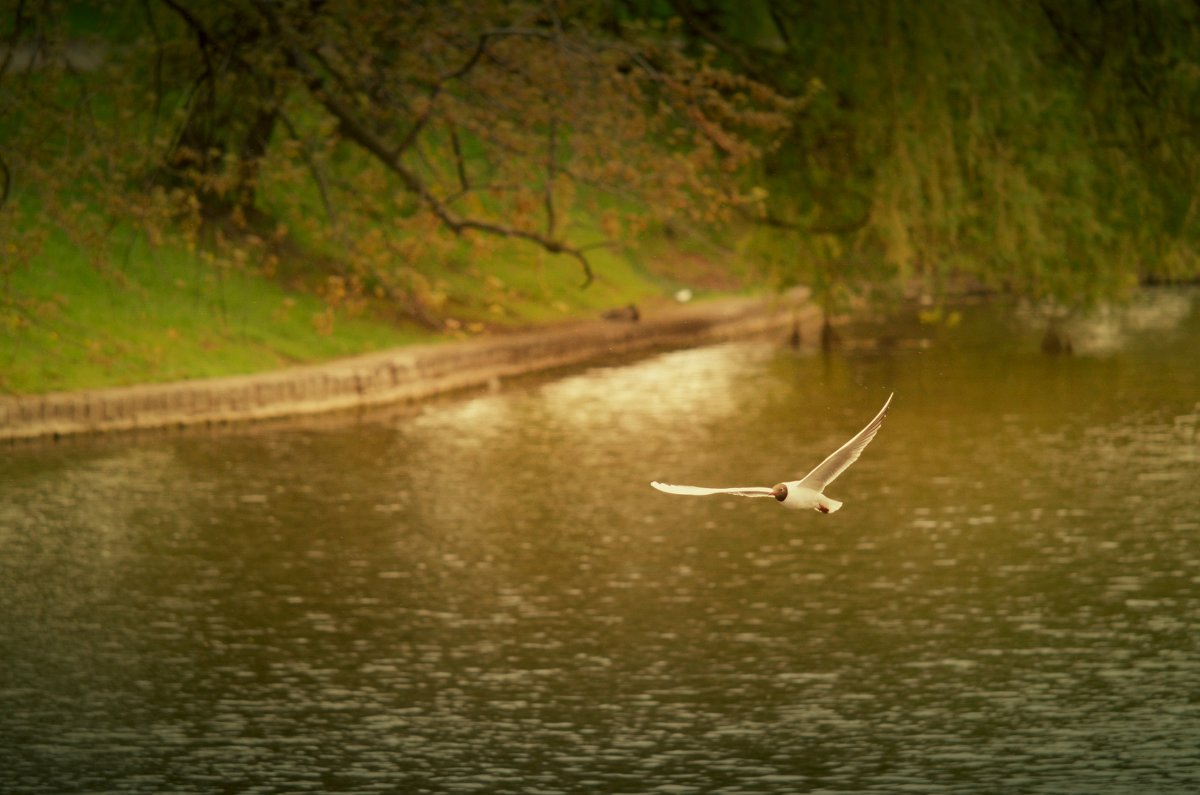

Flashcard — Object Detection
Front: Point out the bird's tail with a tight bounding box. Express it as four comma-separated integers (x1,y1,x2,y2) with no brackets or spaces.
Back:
818,497,843,514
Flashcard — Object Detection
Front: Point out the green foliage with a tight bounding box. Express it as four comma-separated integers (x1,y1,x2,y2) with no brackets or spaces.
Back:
1,0,789,319
669,0,1200,307
5,0,1200,395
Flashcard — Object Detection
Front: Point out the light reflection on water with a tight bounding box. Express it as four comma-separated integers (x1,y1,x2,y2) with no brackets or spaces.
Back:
2,291,1199,793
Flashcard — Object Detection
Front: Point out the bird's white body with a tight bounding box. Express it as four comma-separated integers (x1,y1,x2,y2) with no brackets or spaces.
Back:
650,393,892,515
778,485,842,513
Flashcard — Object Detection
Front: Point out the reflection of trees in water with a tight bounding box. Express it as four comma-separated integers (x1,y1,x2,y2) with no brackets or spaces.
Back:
1020,289,1196,355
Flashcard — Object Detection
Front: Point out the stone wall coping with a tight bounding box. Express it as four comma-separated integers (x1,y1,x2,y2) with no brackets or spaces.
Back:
2,289,817,442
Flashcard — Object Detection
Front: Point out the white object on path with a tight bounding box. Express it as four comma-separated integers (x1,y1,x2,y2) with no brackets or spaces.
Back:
651,392,893,514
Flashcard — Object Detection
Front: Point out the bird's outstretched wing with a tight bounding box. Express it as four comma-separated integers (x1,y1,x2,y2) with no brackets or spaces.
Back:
797,392,893,491
650,481,774,498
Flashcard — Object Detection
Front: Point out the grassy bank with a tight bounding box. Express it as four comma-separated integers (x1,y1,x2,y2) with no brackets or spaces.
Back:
0,6,784,398
2,219,751,395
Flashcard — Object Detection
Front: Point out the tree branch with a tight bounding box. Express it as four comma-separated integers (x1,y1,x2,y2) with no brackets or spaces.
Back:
1,0,28,80
666,0,766,80
140,0,166,138
0,153,10,210
156,0,221,167
252,0,595,286
765,0,794,49
447,122,470,195
544,117,558,239
443,27,562,82
276,110,338,227
1037,0,1102,68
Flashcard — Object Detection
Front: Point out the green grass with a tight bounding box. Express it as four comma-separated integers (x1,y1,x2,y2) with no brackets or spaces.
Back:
2,218,744,395
414,212,759,331
2,230,431,394
432,237,665,328
0,21,760,395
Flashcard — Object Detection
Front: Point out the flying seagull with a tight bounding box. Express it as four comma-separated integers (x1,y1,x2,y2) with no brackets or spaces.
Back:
651,392,893,514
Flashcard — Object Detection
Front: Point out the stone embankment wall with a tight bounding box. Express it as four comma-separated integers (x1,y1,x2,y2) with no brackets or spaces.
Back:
1,290,819,442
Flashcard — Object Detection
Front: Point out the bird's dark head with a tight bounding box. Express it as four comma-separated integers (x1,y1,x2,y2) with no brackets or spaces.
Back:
771,483,788,502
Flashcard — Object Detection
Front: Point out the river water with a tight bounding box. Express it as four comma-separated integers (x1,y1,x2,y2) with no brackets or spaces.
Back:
2,290,1198,793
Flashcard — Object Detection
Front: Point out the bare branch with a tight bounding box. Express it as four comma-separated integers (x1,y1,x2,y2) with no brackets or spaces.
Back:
0,153,10,210
1,0,28,79
306,43,364,107
544,117,558,239
276,110,339,228
766,0,794,49
252,0,595,287
1037,0,1104,69
667,0,764,80
156,0,216,61
140,0,166,137
447,123,470,195
442,27,562,82
156,0,221,166
390,90,437,159
394,30,564,163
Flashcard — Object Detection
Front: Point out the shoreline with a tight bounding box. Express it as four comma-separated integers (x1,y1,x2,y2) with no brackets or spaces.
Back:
1,289,819,442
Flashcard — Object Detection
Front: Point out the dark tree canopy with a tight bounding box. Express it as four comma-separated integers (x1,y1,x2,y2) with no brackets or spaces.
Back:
662,0,1200,307
3,0,1197,336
